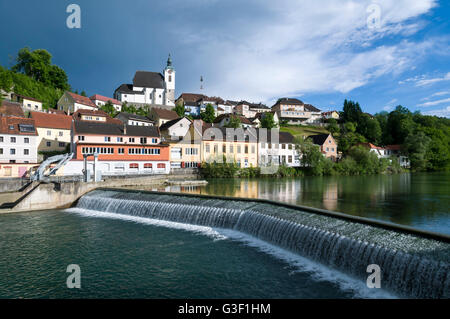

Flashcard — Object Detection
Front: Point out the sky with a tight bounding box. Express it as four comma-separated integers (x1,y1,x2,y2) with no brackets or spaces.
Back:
0,0,449,117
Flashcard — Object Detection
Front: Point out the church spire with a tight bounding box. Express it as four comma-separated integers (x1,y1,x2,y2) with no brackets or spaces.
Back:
166,53,173,70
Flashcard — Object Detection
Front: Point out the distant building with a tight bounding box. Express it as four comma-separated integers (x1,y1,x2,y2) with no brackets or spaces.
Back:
90,94,122,112
251,111,279,128
385,144,410,168
0,116,38,164
272,98,322,125
148,107,179,126
258,130,300,167
72,109,123,125
115,112,155,127
213,114,254,128
57,91,98,114
159,117,192,141
30,111,72,154
309,133,337,160
11,93,43,112
114,55,176,107
322,111,340,121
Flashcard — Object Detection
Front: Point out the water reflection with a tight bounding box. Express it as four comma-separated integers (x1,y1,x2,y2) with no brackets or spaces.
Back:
154,173,449,234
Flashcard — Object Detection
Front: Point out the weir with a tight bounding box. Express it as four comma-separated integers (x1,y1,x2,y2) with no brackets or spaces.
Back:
74,188,450,299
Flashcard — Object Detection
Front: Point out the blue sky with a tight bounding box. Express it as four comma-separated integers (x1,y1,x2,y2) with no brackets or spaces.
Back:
0,0,449,116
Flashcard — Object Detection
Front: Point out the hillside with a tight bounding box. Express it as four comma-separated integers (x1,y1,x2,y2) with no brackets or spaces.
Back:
280,125,330,139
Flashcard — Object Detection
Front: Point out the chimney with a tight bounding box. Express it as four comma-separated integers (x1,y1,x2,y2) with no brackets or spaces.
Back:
123,123,127,135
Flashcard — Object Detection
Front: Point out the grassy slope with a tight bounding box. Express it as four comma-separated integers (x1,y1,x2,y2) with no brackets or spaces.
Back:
280,125,330,139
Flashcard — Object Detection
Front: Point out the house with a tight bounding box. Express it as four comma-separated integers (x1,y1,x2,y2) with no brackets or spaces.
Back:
72,109,123,125
258,130,299,167
213,114,254,128
115,112,155,127
0,100,25,118
251,111,279,128
114,55,175,107
272,98,322,125
0,116,38,164
11,93,43,112
322,111,340,121
149,107,179,126
309,134,337,160
248,102,271,114
355,142,388,158
90,94,122,112
159,117,192,141
57,91,98,114
201,126,259,168
64,121,170,176
385,144,410,168
234,101,257,118
30,111,72,154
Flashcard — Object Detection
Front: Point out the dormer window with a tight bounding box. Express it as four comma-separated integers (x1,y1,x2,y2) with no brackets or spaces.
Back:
8,125,14,130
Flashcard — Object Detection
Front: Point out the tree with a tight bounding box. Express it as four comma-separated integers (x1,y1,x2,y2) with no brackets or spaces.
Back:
201,103,216,123
100,101,117,117
260,112,277,129
80,90,87,97
384,105,415,145
173,103,185,117
342,99,362,123
358,113,381,144
225,115,241,128
11,47,69,90
326,118,339,135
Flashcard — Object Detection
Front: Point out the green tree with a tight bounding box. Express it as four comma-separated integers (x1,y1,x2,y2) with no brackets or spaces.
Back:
201,103,216,123
358,113,381,144
80,90,87,97
173,103,185,117
11,47,69,90
100,101,118,117
384,105,415,145
342,99,362,123
225,115,241,128
261,112,277,129
326,118,339,135
404,131,430,171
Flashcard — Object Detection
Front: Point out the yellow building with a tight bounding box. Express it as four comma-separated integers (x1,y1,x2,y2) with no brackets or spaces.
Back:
30,111,72,154
201,126,258,168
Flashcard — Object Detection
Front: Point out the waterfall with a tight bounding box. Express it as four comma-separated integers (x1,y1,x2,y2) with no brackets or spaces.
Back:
75,189,450,299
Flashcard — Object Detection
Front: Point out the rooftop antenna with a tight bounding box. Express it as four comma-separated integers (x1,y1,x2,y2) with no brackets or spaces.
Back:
200,76,204,90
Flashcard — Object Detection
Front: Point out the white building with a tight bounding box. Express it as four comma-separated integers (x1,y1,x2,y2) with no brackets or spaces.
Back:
114,55,176,107
11,93,43,112
0,116,38,164
57,91,98,115
114,112,155,126
90,94,122,112
258,130,300,167
159,117,192,141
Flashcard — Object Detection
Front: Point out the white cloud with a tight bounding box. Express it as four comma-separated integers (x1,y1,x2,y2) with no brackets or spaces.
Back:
383,98,398,111
418,97,450,107
173,0,438,103
422,106,450,117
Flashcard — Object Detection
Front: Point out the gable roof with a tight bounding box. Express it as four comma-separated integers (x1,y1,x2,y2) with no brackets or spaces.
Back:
133,71,165,89
66,91,97,108
177,93,206,103
213,114,252,125
11,93,42,103
309,134,331,146
72,109,123,125
115,84,143,95
30,111,72,130
304,104,321,112
159,117,191,131
0,116,37,136
274,98,304,106
115,112,154,123
90,94,121,105
0,100,25,117
74,121,160,137
258,130,294,143
151,107,179,121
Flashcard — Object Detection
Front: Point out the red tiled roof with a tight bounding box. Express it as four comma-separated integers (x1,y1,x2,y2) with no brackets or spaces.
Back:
30,111,72,130
151,107,179,120
66,91,97,108
177,93,206,103
90,94,121,105
0,101,25,117
385,144,401,151
0,116,37,135
356,142,385,150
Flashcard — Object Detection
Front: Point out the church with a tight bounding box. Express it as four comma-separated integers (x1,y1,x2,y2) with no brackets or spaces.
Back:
114,55,176,108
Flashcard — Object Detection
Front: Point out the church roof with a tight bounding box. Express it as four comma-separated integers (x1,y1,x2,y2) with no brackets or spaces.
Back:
133,71,165,89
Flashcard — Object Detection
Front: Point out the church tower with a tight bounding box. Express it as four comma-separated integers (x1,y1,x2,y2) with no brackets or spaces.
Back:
164,53,175,105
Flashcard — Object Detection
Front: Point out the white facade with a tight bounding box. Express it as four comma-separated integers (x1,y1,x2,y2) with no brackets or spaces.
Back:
0,134,38,163
162,118,191,140
22,98,43,112
92,99,121,112
258,141,300,167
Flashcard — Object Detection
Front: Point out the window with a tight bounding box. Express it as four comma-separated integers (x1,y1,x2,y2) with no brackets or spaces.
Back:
222,145,226,153
282,144,286,150
129,137,135,143
9,125,14,130
24,138,29,144
0,137,3,142
245,145,248,154
117,137,123,142
10,149,16,155
47,130,51,136
152,138,157,144
79,136,85,141
214,145,218,154
157,163,166,169
24,149,29,155
59,142,65,147
0,148,2,154
46,141,51,147
140,137,147,144
237,145,241,153
251,145,255,154
129,163,139,169
205,144,210,153
104,137,111,142
118,148,125,154
331,148,335,152
326,147,329,152
10,137,16,143
229,145,234,153
144,163,152,169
